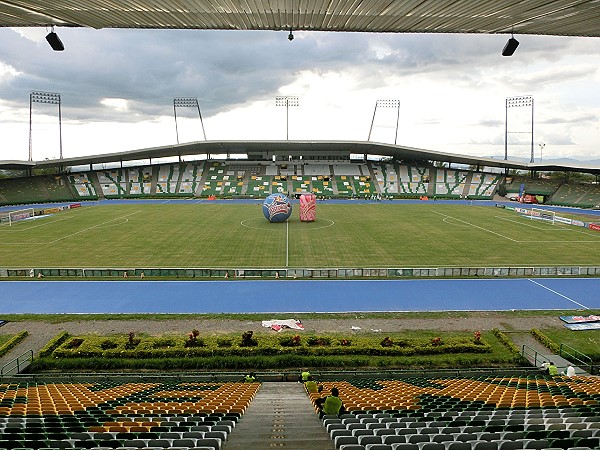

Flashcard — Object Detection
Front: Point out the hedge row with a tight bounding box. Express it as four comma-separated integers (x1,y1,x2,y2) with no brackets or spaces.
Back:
38,331,70,358
530,328,560,353
50,332,491,360
30,351,513,372
0,331,28,358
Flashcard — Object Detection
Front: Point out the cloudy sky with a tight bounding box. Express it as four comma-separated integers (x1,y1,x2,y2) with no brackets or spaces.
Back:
0,26,599,163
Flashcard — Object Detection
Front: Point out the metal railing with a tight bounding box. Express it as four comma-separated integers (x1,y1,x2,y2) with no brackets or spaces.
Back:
521,344,543,368
0,350,33,376
0,366,540,384
559,343,595,375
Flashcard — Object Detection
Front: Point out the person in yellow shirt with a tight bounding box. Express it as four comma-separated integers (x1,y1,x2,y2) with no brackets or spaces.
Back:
305,376,319,393
315,387,345,417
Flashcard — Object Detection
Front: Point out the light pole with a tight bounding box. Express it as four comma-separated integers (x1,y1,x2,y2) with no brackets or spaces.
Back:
505,95,534,162
29,91,62,161
368,99,401,145
539,143,545,163
173,97,206,144
275,96,299,140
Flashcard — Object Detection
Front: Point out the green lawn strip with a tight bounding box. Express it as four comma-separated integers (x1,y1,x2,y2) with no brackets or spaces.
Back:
1,310,597,323
534,327,600,361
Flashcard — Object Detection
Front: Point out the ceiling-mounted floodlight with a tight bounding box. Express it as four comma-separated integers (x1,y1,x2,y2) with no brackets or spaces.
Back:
46,27,64,51
288,29,294,41
502,31,519,56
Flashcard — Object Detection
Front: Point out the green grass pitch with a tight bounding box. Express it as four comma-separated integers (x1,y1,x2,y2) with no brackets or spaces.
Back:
2,202,600,268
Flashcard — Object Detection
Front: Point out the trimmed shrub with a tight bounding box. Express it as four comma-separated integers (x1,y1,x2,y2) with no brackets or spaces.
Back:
152,337,177,349
307,336,331,347
530,328,560,353
100,339,118,350
65,338,84,349
217,338,233,347
240,331,258,347
0,331,28,358
381,337,394,347
279,335,301,347
38,331,69,357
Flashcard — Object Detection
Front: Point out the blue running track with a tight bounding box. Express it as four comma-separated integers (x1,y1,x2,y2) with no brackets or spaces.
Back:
0,278,598,314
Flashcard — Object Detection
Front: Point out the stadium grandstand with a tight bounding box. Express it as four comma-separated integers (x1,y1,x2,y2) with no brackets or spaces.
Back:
1,140,600,207
2,2,600,450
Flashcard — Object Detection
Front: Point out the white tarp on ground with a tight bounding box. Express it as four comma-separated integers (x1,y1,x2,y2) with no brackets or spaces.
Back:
262,319,304,332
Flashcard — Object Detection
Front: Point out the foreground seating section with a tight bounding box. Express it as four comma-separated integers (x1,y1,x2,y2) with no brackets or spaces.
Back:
0,381,260,450
309,375,600,450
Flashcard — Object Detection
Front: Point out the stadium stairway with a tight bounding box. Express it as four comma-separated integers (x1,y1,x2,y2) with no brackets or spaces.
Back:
223,381,335,449
89,172,106,199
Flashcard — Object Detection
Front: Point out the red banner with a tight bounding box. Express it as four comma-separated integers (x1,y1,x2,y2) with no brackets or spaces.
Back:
589,223,600,232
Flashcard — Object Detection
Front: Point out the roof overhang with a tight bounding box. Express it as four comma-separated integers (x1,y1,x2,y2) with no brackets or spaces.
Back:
2,140,599,175
0,160,38,170
1,1,600,37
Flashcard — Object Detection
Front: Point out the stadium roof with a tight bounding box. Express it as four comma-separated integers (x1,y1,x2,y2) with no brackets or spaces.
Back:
2,140,600,175
1,1,600,37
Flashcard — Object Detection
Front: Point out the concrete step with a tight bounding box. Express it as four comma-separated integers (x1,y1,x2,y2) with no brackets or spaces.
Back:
224,382,334,450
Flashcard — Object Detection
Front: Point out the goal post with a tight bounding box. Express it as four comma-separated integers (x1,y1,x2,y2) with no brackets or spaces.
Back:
530,207,556,224
0,208,35,226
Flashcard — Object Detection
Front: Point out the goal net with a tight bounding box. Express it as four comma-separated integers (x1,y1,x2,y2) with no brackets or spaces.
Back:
0,208,35,226
530,207,556,224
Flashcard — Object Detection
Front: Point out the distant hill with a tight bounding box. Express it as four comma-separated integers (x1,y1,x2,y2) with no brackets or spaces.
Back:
486,155,600,165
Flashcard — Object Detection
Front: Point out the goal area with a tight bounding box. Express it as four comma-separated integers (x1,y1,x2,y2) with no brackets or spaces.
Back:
530,207,556,224
0,208,35,226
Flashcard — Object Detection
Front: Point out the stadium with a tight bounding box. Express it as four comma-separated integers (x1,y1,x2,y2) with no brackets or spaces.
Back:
1,2,600,450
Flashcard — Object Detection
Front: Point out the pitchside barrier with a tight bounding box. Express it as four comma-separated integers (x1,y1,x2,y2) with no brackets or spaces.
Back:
497,203,600,230
3,265,600,279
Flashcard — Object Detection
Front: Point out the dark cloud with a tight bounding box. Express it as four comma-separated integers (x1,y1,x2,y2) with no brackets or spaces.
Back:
0,28,597,126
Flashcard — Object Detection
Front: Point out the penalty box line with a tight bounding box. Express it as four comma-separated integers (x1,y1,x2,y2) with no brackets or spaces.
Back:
49,210,142,244
432,210,519,242
0,215,75,233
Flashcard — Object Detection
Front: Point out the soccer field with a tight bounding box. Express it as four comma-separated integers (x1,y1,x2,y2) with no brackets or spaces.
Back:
1,202,600,268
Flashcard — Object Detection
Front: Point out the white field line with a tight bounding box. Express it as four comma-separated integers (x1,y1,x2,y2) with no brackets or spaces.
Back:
0,215,75,232
495,216,600,241
286,220,289,267
495,216,567,231
49,210,142,244
432,210,519,242
528,279,589,309
496,215,600,238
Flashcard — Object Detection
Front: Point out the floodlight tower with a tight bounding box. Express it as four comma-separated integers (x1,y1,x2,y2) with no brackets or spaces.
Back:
275,95,299,140
368,99,401,145
504,95,534,163
29,91,63,162
173,97,207,144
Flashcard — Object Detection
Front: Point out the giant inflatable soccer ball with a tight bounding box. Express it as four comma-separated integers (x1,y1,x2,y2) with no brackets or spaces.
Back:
262,194,292,223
